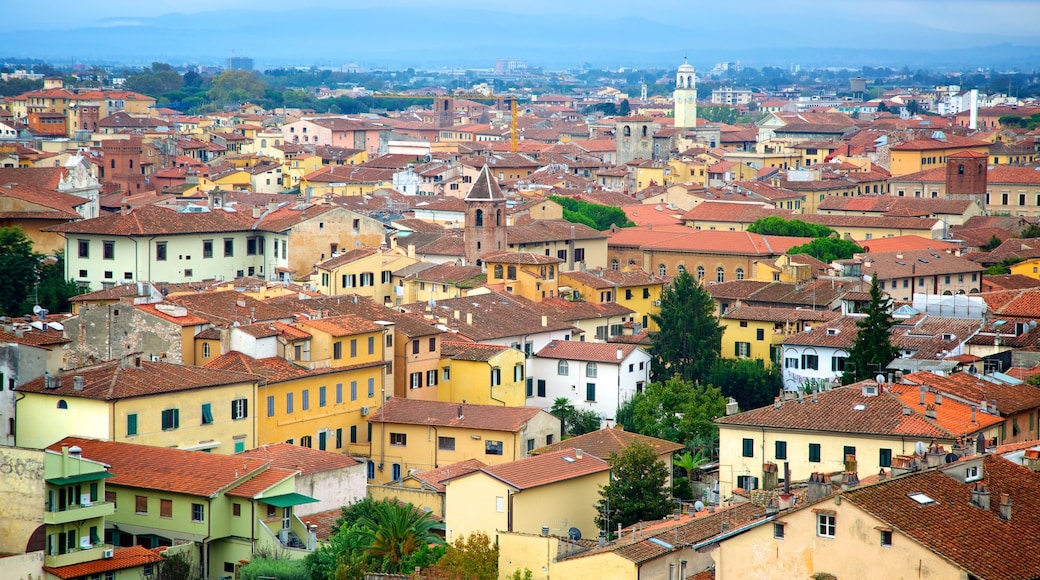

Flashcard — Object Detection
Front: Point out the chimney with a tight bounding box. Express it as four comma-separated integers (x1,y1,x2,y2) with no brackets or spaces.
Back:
840,471,860,490
877,468,888,481
970,482,990,510
457,404,463,419
725,397,740,416
541,526,550,537
73,376,84,391
971,406,977,423
924,404,937,420
466,312,473,325
1023,449,1040,472
134,356,142,368
453,309,460,320
919,385,927,406
999,493,1012,521
541,315,548,327
762,462,778,490
575,448,583,459
934,392,942,405
806,472,832,502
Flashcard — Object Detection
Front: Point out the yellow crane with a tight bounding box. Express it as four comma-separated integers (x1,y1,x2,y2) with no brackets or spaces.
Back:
368,93,522,153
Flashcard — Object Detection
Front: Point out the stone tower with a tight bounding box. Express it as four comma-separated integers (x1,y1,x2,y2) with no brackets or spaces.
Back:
945,151,988,206
673,58,698,129
434,97,454,128
464,165,507,265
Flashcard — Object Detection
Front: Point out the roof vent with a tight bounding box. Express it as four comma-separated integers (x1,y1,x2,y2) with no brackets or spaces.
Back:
73,376,84,391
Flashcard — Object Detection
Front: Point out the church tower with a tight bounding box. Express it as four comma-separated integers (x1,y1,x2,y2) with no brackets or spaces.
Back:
673,58,697,129
464,165,507,265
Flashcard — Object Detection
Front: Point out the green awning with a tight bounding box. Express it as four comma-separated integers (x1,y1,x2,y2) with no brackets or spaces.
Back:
47,471,115,486
260,492,319,508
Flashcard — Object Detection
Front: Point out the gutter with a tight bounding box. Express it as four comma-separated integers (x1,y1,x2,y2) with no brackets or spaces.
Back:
689,515,775,551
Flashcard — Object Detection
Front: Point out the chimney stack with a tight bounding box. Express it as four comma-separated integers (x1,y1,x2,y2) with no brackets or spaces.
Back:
919,385,927,406
934,392,942,405
971,482,991,510
806,472,832,502
457,404,463,419
999,493,1012,521
541,315,548,327
924,404,937,420
575,448,583,460
466,312,473,325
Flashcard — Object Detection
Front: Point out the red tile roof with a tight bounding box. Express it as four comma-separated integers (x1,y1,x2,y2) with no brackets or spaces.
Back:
44,545,164,579
534,340,643,363
531,426,683,458
17,359,258,400
41,204,276,235
47,437,270,497
408,458,487,492
900,371,1040,415
459,448,609,490
225,467,299,498
369,397,545,433
440,341,513,362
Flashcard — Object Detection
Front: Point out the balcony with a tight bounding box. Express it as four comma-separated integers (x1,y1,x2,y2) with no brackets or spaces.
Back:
44,543,114,568
44,501,115,525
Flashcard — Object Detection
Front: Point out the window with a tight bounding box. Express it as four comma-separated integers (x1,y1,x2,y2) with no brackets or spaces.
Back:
773,523,785,540
319,385,327,407
192,503,204,522
127,413,138,436
558,360,569,375
817,513,836,538
880,529,893,547
756,328,765,341
286,392,294,413
586,362,597,378
201,403,213,425
161,408,179,431
78,239,89,258
412,340,420,355
716,267,725,283
438,436,455,451
302,389,309,411
739,437,755,457
160,499,173,518
232,398,248,420
319,431,327,450
735,342,750,357
443,367,451,381
736,267,744,280
801,354,819,370
224,238,234,257
486,440,503,455
831,356,847,372
491,367,501,386
775,440,787,460
369,336,375,355
155,242,167,261
233,503,242,517
507,265,517,279
410,372,422,389
514,364,524,382
135,495,148,514
809,443,821,463
843,445,856,460
350,425,357,444
203,239,213,258
368,378,375,398
333,341,342,360
301,435,312,448
202,342,210,358
427,369,438,387
785,357,798,369
390,433,407,446
349,339,357,358
879,448,892,468
102,240,115,260
586,382,596,401
537,379,546,397
347,381,356,401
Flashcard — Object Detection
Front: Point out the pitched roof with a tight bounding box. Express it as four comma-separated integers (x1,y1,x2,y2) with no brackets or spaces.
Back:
460,448,609,490
296,313,382,337
400,291,575,340
224,467,299,499
368,397,545,433
842,455,1040,580
47,437,270,497
41,204,269,235
484,251,563,265
464,165,506,201
440,341,514,362
900,371,1040,415
43,545,164,579
639,230,810,256
534,340,643,363
715,382,955,439
408,458,487,492
17,359,258,400
530,426,683,458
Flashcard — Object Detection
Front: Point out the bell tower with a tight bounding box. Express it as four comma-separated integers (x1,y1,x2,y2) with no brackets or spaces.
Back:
464,165,507,265
674,58,697,129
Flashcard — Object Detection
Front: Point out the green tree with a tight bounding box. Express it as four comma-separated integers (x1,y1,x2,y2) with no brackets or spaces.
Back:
0,226,40,316
549,196,634,231
305,498,384,580
595,441,672,534
906,100,920,115
550,397,575,434
672,450,708,478
207,70,266,105
649,270,723,383
155,551,193,580
238,557,309,580
747,216,835,238
346,500,444,574
419,532,498,580
617,375,727,454
705,358,781,412
786,237,862,263
983,234,1003,251
570,408,602,436
842,274,898,384
34,252,83,313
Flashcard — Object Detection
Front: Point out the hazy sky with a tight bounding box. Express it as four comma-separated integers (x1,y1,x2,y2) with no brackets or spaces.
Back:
13,0,1040,38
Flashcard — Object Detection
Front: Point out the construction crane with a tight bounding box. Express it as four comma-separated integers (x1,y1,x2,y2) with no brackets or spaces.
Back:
367,93,523,153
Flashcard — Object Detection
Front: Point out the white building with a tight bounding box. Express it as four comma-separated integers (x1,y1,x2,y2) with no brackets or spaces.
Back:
529,340,651,424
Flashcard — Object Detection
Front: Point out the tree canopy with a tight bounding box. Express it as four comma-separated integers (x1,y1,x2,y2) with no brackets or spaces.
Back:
747,216,836,238
595,441,672,535
842,274,898,384
786,237,863,263
549,196,634,231
0,226,40,317
617,375,727,455
705,358,781,413
420,532,499,580
649,269,723,383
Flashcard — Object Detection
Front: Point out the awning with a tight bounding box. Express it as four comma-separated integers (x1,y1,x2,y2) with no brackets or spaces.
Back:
47,471,115,486
260,492,319,508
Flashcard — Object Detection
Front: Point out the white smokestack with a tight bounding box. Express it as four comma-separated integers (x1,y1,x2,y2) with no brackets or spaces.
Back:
969,89,978,130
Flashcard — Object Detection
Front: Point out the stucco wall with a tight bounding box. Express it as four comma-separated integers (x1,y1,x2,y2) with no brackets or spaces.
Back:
296,464,367,516
63,306,187,369
0,446,45,554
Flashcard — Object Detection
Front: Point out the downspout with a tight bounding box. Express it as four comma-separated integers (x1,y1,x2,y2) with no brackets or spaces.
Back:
130,236,138,283
432,425,439,468
489,362,506,407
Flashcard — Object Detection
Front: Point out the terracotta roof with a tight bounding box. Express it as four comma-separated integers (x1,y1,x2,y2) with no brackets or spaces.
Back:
900,371,1040,415
798,213,940,231
859,235,963,254
507,219,608,243
889,135,990,151
400,291,575,340
163,292,295,327
460,448,609,490
41,204,274,235
264,294,441,338
722,305,840,324
316,248,379,270
484,251,563,265
680,200,789,224
44,545,164,579
203,351,379,382
301,507,342,541
861,249,983,278
134,303,211,327
368,397,544,433
0,327,69,349
534,340,642,363
225,467,299,498
408,458,487,492
842,455,1040,580
530,426,682,458
441,341,513,362
17,359,258,400
464,165,506,201
716,382,955,439
70,282,157,302
47,437,270,496
296,313,382,337
889,384,1004,435
640,230,810,256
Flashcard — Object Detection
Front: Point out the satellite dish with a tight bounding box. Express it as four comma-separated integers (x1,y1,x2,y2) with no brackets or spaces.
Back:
874,373,886,384
945,453,958,464
32,304,43,315
693,500,705,512
914,441,927,456
568,527,582,541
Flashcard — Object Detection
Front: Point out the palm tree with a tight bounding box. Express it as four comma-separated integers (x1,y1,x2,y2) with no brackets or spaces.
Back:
550,397,576,434
348,500,444,573
673,450,708,479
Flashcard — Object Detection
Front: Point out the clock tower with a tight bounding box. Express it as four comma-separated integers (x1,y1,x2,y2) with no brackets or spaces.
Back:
673,58,697,129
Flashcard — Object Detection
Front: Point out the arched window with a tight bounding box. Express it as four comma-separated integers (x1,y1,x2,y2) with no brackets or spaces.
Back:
57,400,68,409
494,264,504,279
628,259,637,267
586,362,598,378
548,266,554,279
558,360,569,375
641,125,648,137
623,126,631,137
696,266,705,281
716,267,725,283
611,259,619,270
957,164,964,175
736,268,745,280
203,342,210,358
496,210,502,226
677,264,686,274
260,139,267,148
474,209,483,227
507,265,517,280
658,264,666,276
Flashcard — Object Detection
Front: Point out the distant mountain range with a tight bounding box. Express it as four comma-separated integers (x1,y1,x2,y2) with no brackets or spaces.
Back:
5,7,1040,70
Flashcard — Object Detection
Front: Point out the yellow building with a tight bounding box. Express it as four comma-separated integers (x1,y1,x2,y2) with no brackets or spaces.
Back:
713,381,1001,498
715,454,1035,580
314,249,418,304
442,449,609,541
392,262,485,306
720,306,840,367
439,341,527,406
889,136,990,177
484,252,563,301
16,358,260,453
561,267,666,330
367,397,561,484
633,160,674,190
1010,257,1040,281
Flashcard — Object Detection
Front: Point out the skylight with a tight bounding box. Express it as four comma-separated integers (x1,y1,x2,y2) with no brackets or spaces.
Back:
648,537,674,550
908,492,935,505
563,456,575,463
852,404,867,411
